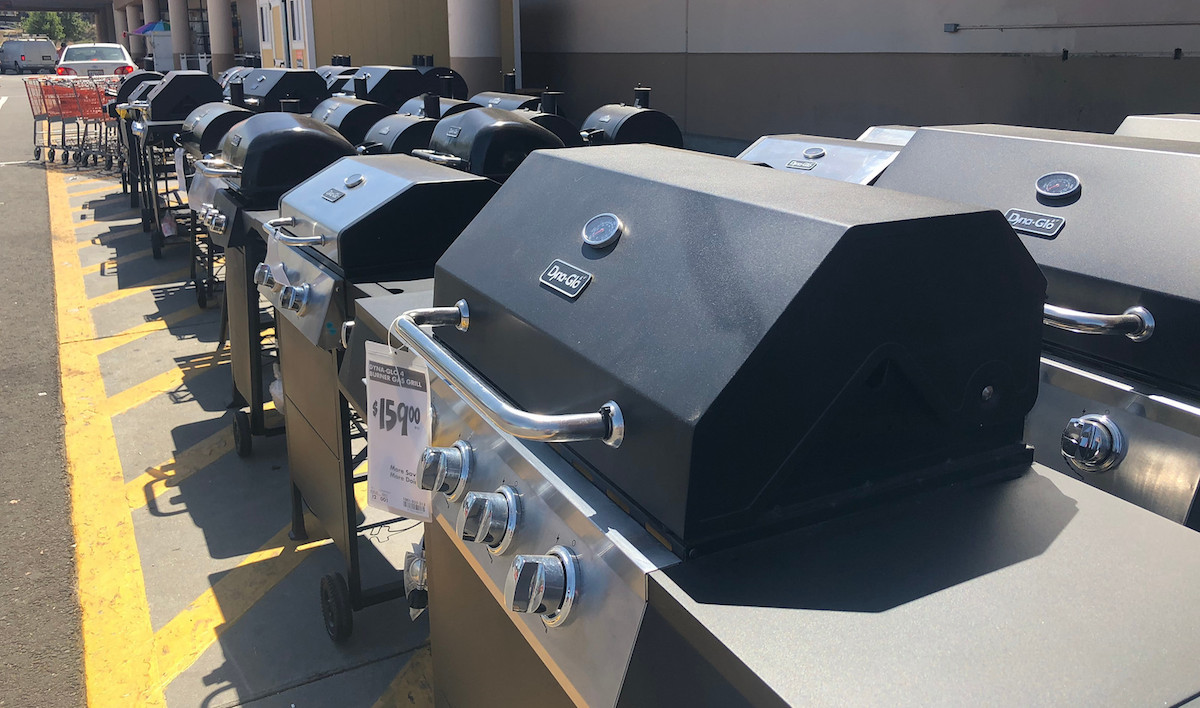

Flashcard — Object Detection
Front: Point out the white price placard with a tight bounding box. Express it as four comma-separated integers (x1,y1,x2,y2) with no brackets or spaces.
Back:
365,341,433,522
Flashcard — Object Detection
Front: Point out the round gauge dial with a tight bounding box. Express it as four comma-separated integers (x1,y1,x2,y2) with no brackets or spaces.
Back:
1035,172,1081,200
582,213,623,248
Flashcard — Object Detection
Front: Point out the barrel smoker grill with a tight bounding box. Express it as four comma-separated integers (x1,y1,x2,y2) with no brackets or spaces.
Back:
198,112,356,455
226,68,331,113
580,85,683,148
875,125,1200,528
348,144,1200,707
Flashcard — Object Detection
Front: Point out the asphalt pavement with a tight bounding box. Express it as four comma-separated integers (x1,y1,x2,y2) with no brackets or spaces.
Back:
0,73,84,707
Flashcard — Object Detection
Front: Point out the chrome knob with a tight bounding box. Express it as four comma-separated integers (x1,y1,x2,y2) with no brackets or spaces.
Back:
417,440,472,501
252,263,277,289
504,546,577,627
1061,414,1125,472
403,551,428,611
279,283,310,313
457,486,519,554
210,213,228,234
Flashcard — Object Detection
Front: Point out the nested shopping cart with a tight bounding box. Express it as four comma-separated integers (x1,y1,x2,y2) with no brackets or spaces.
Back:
25,77,120,169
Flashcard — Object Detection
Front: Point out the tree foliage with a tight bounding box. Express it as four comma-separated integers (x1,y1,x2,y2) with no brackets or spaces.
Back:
60,13,93,43
20,11,94,43
22,12,62,41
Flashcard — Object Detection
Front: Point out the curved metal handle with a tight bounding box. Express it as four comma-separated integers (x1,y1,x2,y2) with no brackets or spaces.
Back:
194,158,241,177
390,302,624,447
411,149,466,167
1043,304,1154,342
275,231,327,246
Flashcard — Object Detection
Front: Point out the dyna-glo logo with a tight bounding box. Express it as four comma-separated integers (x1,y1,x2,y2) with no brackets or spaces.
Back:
539,259,593,299
1005,208,1066,239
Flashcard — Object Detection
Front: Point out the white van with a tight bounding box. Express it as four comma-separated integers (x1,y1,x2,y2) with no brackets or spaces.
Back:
0,36,58,74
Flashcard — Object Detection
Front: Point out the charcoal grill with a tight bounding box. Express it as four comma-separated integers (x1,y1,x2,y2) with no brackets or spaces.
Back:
195,113,356,455
113,72,163,207
228,68,331,113
874,124,1200,528
316,64,358,90
1115,113,1200,142
738,134,899,184
359,114,437,155
580,85,682,147
348,144,1200,707
412,107,565,182
310,96,394,146
340,65,426,109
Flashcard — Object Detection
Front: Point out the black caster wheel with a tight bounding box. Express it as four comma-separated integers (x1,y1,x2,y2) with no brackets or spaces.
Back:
105,155,113,171
72,151,80,165
33,147,41,161
151,230,164,260
61,151,70,164
47,149,55,162
196,282,208,309
319,573,353,643
233,410,252,457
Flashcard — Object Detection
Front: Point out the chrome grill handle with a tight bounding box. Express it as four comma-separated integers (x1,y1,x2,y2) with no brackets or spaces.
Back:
274,232,327,246
390,302,624,448
1043,304,1154,342
194,158,241,177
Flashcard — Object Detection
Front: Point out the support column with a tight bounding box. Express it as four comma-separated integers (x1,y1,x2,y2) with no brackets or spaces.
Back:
207,0,235,74
142,0,160,24
448,0,503,94
126,4,145,60
113,4,130,51
96,10,112,44
236,0,259,55
167,0,191,71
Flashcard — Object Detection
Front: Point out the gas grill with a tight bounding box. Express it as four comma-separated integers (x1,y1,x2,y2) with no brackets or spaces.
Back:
227,68,331,113
580,85,683,147
310,96,394,146
178,102,253,159
874,124,1200,528
1115,113,1200,142
349,144,1200,707
738,134,899,184
857,124,918,146
196,113,356,455
340,65,426,109
359,114,437,155
113,71,163,206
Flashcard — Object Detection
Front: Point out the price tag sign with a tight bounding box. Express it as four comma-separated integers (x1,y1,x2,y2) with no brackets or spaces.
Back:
365,341,433,522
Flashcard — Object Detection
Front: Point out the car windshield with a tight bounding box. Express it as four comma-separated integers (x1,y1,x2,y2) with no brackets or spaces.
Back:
62,46,125,62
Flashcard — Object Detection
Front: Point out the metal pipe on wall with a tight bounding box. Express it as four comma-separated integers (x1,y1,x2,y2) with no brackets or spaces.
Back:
448,0,503,93
167,0,190,70
207,0,236,73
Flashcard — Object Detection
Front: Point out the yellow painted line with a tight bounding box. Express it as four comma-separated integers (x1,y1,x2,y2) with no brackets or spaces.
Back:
100,349,230,418
86,267,191,308
124,427,234,511
371,646,435,708
80,247,155,276
49,167,165,706
69,184,122,200
87,304,206,357
144,516,334,699
66,176,117,189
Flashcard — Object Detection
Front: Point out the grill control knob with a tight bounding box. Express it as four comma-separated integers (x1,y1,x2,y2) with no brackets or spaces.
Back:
252,263,278,290
504,546,578,627
457,486,519,554
1061,414,1125,473
417,440,472,501
279,283,310,313
211,213,227,234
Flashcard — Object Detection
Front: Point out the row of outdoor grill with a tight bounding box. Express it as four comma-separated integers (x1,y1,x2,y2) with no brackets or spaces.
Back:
107,61,1200,707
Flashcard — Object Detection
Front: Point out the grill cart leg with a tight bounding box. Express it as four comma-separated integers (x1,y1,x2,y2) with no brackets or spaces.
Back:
289,482,308,541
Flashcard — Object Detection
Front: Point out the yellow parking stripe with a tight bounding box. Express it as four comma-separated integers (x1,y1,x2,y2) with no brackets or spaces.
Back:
70,184,124,200
80,247,155,275
124,428,234,510
87,304,206,357
371,646,435,708
100,349,230,418
86,266,191,307
66,176,117,190
144,516,333,699
48,168,165,707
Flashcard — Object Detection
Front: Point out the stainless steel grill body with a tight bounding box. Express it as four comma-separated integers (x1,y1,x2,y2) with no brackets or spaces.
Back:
738,134,899,184
1115,113,1200,142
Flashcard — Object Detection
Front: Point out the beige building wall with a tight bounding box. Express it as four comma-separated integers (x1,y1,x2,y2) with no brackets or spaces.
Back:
310,0,448,68
520,0,1200,143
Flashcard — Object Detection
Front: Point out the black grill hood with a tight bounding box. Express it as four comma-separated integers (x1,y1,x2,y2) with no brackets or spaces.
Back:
398,94,480,119
116,70,163,102
418,107,565,182
144,71,223,122
581,103,683,147
316,64,358,90
414,65,469,99
344,65,427,109
523,110,584,147
218,112,356,207
180,102,252,157
229,69,331,113
310,97,394,146
431,145,1045,550
469,91,541,111
874,124,1200,396
361,114,437,155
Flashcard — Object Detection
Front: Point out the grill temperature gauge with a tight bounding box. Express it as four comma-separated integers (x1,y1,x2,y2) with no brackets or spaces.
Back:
582,213,623,249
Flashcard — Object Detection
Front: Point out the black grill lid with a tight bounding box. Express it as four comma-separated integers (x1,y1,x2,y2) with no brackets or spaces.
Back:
277,154,499,279
469,91,541,111
218,112,356,206
316,64,358,90
432,145,1044,549
398,95,480,119
145,71,223,123
217,66,252,87
310,97,394,146
414,65,469,99
418,107,565,182
180,102,252,157
230,69,330,113
126,80,160,104
1115,114,1200,143
581,90,682,148
344,65,426,109
523,110,584,147
874,124,1200,396
361,114,437,155
116,70,163,102
738,134,899,185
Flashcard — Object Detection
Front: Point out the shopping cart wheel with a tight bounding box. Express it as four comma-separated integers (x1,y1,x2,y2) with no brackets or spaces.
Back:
233,410,252,457
72,152,81,165
33,147,41,161
320,573,353,643
47,149,55,162
61,151,70,164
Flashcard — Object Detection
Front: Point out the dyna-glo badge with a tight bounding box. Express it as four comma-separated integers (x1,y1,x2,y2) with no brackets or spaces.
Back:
539,259,592,299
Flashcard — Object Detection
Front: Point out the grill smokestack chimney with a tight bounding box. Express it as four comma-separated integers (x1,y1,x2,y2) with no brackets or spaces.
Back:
503,71,516,93
633,85,651,109
229,80,245,107
540,90,562,116
439,73,454,98
353,75,368,99
423,93,442,119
